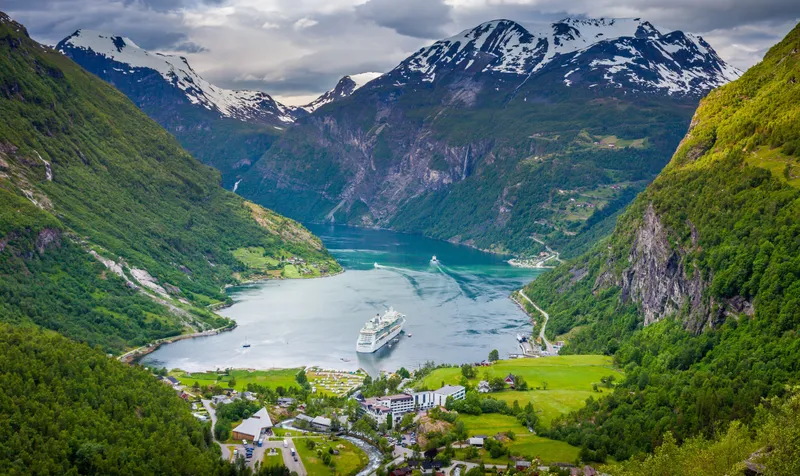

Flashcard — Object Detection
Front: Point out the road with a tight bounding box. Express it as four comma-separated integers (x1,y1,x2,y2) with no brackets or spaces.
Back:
202,399,231,460
262,440,306,475
518,290,555,355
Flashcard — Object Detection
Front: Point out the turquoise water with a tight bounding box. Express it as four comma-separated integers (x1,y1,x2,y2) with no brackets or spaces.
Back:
142,225,544,374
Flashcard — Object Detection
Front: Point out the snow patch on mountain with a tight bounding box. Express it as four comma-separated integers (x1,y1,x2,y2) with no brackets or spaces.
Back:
391,17,741,96
58,30,296,124
301,72,383,112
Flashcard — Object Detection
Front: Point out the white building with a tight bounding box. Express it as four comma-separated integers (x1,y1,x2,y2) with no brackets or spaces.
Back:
232,407,273,441
361,384,466,421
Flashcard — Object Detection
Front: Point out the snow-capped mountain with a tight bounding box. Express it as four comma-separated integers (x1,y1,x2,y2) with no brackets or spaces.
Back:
301,72,383,112
57,30,296,125
388,18,741,96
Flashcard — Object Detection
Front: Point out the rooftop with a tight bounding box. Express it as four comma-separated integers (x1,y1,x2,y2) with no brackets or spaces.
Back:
434,385,465,395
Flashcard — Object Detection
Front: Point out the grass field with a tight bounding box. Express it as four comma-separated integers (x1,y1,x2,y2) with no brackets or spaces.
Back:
294,438,368,476
457,414,579,464
747,147,800,188
419,356,622,425
172,368,303,392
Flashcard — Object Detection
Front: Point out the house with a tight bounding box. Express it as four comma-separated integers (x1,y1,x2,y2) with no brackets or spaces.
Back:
311,416,332,431
468,437,485,447
390,468,412,476
295,414,314,427
162,376,180,386
515,460,532,470
477,380,490,393
242,391,258,401
277,398,296,407
504,374,516,387
231,407,273,441
212,395,232,405
192,412,209,422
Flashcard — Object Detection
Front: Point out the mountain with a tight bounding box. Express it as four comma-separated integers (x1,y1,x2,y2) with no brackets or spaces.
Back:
522,21,800,461
391,18,739,95
301,72,383,112
56,29,299,184
236,18,740,257
0,12,339,353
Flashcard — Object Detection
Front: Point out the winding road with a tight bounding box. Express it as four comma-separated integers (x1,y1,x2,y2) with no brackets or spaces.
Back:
518,290,555,355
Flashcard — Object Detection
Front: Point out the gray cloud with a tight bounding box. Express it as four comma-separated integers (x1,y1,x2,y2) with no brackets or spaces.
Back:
3,0,798,104
171,40,209,53
356,0,453,39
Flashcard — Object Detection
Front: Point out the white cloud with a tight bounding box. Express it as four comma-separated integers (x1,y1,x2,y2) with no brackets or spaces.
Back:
293,17,319,30
8,0,799,101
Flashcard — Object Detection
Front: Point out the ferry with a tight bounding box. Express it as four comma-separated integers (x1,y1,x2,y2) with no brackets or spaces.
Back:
356,308,406,353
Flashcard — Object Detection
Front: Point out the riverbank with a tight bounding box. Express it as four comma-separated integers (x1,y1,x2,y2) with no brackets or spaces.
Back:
119,323,236,364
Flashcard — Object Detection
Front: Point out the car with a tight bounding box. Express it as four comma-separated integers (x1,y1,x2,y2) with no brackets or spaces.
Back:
293,456,298,462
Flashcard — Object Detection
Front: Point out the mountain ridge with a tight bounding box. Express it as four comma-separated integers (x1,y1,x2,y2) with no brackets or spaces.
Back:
235,16,738,257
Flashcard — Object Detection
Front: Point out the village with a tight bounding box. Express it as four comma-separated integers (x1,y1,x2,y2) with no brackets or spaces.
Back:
146,355,616,476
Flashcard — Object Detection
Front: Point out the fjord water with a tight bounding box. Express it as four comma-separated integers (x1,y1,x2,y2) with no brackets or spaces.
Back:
143,225,545,375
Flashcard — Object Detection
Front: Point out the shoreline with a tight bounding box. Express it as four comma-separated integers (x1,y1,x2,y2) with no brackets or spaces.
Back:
119,323,237,364
126,269,346,364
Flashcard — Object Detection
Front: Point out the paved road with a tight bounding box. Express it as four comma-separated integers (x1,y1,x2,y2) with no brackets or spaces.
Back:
262,440,307,475
518,291,555,355
202,399,231,461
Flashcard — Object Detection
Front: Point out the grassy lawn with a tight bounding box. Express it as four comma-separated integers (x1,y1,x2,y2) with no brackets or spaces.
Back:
294,438,368,476
171,368,302,392
458,414,579,464
418,356,622,426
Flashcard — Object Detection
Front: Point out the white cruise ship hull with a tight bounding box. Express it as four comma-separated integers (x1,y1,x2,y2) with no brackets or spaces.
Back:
356,324,403,353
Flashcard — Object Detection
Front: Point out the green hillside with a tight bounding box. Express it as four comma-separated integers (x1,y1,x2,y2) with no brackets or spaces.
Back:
522,22,800,461
0,13,339,353
0,324,226,475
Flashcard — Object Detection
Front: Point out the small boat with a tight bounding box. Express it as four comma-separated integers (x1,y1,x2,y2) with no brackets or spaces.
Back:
242,337,251,348
431,255,438,263
373,262,379,268
407,333,412,338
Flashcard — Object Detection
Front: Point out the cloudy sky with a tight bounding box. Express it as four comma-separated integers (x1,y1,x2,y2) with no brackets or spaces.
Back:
6,0,800,105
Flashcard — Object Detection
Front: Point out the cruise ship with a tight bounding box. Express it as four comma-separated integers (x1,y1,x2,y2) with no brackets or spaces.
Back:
356,308,406,353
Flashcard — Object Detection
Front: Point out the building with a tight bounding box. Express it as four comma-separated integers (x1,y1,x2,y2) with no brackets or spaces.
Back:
515,461,532,471
311,416,332,431
504,374,515,385
468,437,484,447
162,376,180,386
361,393,414,423
212,395,232,406
277,398,296,407
295,414,314,427
231,407,273,441
477,381,490,393
433,385,465,406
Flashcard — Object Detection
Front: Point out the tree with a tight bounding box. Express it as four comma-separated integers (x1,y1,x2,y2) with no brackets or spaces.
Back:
296,369,308,385
515,376,528,391
229,376,237,388
397,367,411,379
488,349,500,362
461,364,476,379
399,413,415,430
489,377,506,392
541,381,549,390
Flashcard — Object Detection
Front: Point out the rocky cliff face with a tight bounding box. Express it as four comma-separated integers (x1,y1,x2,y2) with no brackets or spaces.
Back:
595,202,754,333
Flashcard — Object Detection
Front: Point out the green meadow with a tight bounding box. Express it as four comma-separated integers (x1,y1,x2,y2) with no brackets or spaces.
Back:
419,355,622,424
294,438,368,476
458,414,580,464
172,368,302,392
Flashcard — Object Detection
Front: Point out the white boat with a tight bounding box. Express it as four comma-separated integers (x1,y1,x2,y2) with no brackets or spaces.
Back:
516,333,527,343
431,255,438,263
356,308,406,353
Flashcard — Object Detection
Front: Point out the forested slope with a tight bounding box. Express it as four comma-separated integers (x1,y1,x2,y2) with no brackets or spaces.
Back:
0,12,339,353
523,21,800,460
